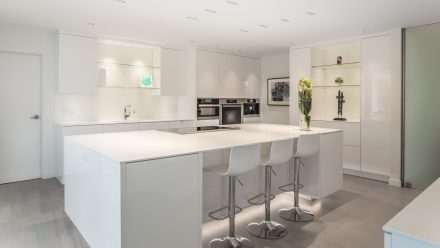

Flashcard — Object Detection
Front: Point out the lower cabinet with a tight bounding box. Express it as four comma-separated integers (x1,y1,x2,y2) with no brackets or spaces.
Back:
311,120,361,171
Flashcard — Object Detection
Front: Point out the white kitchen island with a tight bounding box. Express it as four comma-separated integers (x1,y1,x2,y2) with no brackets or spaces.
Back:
64,123,343,248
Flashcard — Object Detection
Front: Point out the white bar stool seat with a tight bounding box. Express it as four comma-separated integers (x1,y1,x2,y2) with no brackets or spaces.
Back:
279,133,320,222
247,139,294,240
206,144,261,248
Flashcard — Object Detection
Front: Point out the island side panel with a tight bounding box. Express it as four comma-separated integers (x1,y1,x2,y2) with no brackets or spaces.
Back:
299,131,343,199
121,153,202,248
319,131,344,198
64,138,122,248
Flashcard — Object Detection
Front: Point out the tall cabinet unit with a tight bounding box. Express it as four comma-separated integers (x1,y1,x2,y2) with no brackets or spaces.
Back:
360,35,392,177
290,31,402,185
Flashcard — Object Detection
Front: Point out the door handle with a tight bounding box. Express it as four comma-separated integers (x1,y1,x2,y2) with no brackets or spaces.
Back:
30,115,40,120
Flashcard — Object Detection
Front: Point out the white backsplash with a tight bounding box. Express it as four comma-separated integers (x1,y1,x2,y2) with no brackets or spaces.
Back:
54,87,181,123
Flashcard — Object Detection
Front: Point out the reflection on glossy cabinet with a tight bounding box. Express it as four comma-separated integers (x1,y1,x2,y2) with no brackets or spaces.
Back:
197,50,225,98
361,35,392,176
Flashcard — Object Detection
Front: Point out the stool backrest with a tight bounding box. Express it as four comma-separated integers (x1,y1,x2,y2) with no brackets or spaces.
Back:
226,144,261,176
268,139,294,165
295,134,320,158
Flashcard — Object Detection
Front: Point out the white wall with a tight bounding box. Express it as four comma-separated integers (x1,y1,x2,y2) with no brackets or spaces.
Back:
0,24,57,179
260,52,290,124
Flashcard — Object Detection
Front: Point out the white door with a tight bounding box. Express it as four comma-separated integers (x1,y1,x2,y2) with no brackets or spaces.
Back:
0,51,41,184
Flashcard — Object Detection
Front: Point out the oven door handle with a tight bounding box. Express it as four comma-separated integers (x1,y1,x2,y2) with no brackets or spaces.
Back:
198,104,220,107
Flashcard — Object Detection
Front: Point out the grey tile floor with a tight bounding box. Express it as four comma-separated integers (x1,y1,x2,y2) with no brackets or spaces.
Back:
0,175,420,248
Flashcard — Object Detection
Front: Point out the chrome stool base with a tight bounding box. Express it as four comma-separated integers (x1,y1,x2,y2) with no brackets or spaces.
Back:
209,235,254,248
279,207,314,222
247,220,287,240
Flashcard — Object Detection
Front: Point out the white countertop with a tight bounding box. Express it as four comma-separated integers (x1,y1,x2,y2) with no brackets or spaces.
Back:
383,178,440,246
56,118,195,127
65,123,341,163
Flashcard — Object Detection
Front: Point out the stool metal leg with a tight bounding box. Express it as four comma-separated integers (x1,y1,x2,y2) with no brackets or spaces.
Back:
210,176,254,248
247,166,288,239
279,158,314,222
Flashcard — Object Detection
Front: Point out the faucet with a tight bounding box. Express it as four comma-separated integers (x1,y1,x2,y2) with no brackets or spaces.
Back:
124,105,131,120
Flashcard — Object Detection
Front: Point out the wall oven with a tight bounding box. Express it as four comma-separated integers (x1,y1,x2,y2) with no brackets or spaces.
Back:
197,98,220,120
220,99,244,125
243,99,260,117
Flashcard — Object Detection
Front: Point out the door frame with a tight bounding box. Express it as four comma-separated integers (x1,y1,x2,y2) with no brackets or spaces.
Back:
0,49,43,181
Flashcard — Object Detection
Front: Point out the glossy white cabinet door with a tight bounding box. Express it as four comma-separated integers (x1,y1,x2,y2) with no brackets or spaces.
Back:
123,154,201,248
168,120,195,128
223,54,244,98
361,35,392,176
243,57,260,98
103,123,139,133
58,33,97,94
138,121,170,130
197,50,224,98
160,48,188,96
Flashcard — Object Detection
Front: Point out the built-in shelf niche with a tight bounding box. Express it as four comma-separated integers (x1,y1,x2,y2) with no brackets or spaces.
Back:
97,40,161,89
310,41,361,121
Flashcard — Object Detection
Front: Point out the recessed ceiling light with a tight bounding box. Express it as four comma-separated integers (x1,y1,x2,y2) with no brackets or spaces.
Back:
189,40,196,44
240,29,249,33
205,9,217,13
259,24,268,28
113,0,127,3
226,1,238,6
306,11,316,16
88,22,95,26
280,18,290,23
186,16,199,21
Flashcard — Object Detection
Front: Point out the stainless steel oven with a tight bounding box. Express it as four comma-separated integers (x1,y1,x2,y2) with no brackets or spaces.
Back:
197,98,220,120
220,99,245,125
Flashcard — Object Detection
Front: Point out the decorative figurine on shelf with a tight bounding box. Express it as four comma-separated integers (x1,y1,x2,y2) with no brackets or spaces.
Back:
337,56,343,65
298,77,313,131
334,90,347,121
335,76,344,85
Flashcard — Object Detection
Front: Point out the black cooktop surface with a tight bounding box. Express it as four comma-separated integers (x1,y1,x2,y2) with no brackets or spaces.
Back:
163,126,240,135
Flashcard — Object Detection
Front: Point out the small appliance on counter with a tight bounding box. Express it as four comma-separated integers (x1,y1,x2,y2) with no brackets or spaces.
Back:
243,99,260,117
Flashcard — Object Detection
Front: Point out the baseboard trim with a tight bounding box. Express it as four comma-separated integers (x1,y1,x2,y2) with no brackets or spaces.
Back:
343,168,389,183
388,178,402,188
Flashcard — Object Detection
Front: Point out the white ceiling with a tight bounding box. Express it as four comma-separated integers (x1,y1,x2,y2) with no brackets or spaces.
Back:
1,0,440,56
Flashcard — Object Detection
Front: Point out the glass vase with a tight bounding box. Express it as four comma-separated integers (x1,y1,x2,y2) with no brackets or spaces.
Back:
300,114,311,131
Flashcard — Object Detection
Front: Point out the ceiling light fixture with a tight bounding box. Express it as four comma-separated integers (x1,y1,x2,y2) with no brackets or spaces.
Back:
113,0,127,3
88,22,95,26
186,16,199,21
226,1,238,6
280,18,290,23
259,24,268,28
205,9,217,13
306,11,316,16
240,29,249,33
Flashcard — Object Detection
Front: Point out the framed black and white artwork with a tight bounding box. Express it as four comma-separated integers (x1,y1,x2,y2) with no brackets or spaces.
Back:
267,77,290,106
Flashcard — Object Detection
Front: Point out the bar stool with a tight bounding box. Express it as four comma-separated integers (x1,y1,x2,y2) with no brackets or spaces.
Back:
206,144,261,248
247,139,294,240
279,133,320,222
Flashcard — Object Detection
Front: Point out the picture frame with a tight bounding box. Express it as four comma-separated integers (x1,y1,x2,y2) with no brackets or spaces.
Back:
267,77,290,106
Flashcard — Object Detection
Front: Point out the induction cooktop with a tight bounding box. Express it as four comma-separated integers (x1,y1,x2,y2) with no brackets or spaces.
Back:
162,126,240,135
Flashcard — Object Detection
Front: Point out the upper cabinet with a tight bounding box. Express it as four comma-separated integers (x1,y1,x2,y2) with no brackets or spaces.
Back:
160,48,188,96
57,32,98,94
197,50,260,98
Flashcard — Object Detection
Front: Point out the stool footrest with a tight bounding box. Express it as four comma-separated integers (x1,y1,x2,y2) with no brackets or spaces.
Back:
278,183,303,192
208,205,242,221
247,193,276,206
